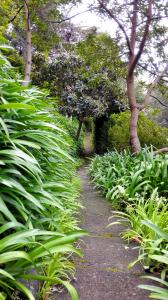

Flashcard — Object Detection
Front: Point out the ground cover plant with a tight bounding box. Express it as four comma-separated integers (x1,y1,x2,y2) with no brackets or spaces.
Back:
0,46,86,300
90,149,168,299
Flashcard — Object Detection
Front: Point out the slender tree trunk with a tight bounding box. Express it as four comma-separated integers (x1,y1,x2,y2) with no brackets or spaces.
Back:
98,0,153,155
127,75,141,154
126,0,141,154
76,119,83,140
22,0,32,86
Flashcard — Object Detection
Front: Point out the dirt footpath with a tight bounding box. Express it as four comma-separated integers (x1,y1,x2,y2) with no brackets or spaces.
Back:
53,165,150,300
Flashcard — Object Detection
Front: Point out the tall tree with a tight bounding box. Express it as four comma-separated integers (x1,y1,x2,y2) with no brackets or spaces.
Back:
0,0,80,85
94,0,168,153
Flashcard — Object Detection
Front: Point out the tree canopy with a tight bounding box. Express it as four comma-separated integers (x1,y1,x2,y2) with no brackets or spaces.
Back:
32,32,126,138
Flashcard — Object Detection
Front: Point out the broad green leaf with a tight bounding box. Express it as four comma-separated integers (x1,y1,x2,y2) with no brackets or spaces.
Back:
19,275,78,300
0,222,25,235
0,196,16,222
0,292,6,300
61,280,79,300
139,285,168,297
142,221,168,240
0,103,35,110
7,279,35,300
0,251,32,264
0,269,15,280
149,255,168,265
29,231,88,259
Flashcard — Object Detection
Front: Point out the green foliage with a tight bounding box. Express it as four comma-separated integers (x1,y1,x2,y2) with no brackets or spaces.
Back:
54,114,84,157
0,0,80,53
76,33,126,102
32,52,109,120
138,223,168,299
2,48,24,73
90,149,168,206
109,192,168,265
32,34,126,124
108,111,168,151
90,149,168,298
139,259,168,299
0,45,86,299
32,34,126,143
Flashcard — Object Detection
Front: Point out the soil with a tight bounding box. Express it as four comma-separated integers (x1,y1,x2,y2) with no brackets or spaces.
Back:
52,165,151,300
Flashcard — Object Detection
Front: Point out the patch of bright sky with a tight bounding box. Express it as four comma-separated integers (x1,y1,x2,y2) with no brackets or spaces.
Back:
66,0,117,37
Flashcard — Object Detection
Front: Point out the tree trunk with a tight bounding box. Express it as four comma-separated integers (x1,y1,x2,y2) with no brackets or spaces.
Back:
127,75,141,154
22,0,32,86
76,120,83,140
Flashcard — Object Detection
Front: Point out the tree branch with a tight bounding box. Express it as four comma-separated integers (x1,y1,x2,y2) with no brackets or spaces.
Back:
8,5,24,23
129,0,153,76
138,63,168,83
150,94,168,108
23,0,31,31
143,63,168,106
129,0,138,55
98,0,132,54
137,14,168,27
41,9,92,24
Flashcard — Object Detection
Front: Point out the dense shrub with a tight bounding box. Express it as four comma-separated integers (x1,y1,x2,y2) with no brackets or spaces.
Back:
0,46,86,300
108,111,168,151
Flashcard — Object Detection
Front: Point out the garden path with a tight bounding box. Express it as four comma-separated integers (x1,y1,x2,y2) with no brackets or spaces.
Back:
54,165,150,300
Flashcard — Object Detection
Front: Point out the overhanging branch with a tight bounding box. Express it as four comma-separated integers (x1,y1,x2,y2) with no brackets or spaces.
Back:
41,9,92,24
150,95,168,108
143,63,168,106
9,5,24,23
138,63,168,83
98,0,132,55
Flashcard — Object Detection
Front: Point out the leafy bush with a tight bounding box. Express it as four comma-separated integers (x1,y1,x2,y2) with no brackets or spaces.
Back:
0,46,86,299
90,149,168,206
90,149,168,299
108,111,168,151
109,191,168,266
138,222,168,299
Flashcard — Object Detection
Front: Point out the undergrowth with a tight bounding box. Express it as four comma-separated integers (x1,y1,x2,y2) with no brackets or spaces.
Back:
90,148,168,299
0,45,86,300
